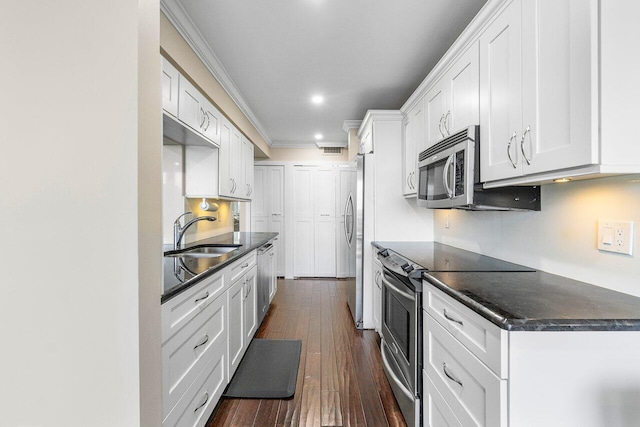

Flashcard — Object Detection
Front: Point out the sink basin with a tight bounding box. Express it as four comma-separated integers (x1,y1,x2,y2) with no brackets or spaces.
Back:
164,245,242,258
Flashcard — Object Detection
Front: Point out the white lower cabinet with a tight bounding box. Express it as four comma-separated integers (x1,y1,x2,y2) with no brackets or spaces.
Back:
423,280,640,427
162,344,227,427
423,371,463,427
162,248,265,427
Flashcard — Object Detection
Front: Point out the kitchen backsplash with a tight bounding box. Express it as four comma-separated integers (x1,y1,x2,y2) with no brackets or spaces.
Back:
435,174,640,297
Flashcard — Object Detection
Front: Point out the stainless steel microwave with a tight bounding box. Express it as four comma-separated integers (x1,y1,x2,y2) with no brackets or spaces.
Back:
417,126,541,211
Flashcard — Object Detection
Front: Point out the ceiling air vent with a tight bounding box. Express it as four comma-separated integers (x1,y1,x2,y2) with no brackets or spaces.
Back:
323,147,342,155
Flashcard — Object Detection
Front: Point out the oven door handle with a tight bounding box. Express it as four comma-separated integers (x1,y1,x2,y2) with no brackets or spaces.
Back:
381,340,414,400
382,272,415,302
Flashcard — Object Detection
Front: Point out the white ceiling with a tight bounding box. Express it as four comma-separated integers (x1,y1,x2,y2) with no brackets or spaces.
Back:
168,0,487,147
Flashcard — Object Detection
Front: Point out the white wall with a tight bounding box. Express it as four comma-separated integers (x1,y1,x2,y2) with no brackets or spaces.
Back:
435,175,640,297
0,2,153,425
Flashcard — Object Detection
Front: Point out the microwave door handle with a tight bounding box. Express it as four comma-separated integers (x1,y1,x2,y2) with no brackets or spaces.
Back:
443,154,454,198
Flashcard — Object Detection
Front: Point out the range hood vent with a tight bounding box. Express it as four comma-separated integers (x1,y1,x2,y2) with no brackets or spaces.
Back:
162,113,219,148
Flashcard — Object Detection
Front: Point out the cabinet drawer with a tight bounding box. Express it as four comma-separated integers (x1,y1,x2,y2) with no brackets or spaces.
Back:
226,250,256,284
163,342,227,427
424,315,507,427
423,281,507,378
162,294,226,418
423,370,462,427
162,271,225,343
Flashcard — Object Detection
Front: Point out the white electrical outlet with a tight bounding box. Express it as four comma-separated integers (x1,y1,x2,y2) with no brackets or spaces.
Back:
598,220,634,255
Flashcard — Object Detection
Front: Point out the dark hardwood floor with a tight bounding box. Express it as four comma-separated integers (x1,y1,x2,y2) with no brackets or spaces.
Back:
206,279,407,427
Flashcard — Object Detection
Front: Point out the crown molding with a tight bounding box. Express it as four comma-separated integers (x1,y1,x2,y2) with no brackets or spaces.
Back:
357,110,404,138
342,120,362,132
160,0,273,146
401,0,508,113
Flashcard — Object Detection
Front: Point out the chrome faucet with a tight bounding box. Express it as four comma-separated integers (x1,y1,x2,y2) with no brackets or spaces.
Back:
173,212,217,249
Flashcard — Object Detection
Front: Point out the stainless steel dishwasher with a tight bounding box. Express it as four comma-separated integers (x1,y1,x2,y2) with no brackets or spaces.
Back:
257,242,274,325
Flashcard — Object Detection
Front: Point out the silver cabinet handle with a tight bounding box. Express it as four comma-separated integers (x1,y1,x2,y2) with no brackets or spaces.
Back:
444,110,451,135
193,334,209,350
443,308,463,326
199,107,206,128
406,174,411,189
194,392,209,413
507,131,518,168
246,183,250,196
202,111,210,131
438,114,445,138
241,262,249,268
520,125,532,165
409,171,415,189
194,291,209,304
443,363,463,387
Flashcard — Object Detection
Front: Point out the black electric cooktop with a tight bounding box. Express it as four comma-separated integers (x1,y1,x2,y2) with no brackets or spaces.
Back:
372,241,535,272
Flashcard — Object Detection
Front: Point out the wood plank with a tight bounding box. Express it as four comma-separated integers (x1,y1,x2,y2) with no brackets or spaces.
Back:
298,352,322,427
229,399,260,426
254,400,280,427
206,398,239,427
321,391,343,427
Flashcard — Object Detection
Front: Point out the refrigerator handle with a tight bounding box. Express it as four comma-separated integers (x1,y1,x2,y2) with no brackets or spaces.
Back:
344,194,352,248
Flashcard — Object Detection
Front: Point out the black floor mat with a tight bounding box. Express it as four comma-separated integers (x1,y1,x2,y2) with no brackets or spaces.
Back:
223,339,302,399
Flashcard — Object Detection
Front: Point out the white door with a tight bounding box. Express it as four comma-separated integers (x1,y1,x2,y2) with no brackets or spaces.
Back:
315,168,336,218
520,0,596,175
293,167,314,217
479,0,523,182
252,166,268,217
314,217,336,277
294,218,315,277
447,42,480,134
201,98,221,145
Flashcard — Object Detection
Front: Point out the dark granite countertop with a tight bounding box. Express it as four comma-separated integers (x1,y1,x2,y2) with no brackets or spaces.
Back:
373,241,640,332
424,271,640,331
162,232,278,303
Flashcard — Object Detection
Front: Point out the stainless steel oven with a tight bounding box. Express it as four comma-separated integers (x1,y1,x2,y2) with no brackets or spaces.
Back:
377,248,423,427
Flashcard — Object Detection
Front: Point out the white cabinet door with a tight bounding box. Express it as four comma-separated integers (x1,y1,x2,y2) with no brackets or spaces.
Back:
447,42,480,135
201,98,221,145
293,167,315,218
314,217,336,277
315,168,336,218
479,0,523,182
161,57,179,118
226,278,244,378
269,166,285,217
218,119,234,198
243,265,258,341
241,137,254,199
520,0,596,175
178,74,205,134
230,127,243,197
294,218,315,277
426,81,448,148
403,99,423,196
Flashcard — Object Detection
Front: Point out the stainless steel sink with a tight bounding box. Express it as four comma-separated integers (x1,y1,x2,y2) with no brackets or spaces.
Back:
164,245,241,258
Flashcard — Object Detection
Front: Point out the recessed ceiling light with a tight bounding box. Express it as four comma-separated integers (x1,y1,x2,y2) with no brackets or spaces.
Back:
311,95,324,104
314,133,323,140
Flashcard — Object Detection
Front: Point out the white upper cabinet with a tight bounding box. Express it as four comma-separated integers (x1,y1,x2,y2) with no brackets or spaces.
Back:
403,98,424,196
201,98,222,145
242,137,254,199
425,43,479,151
480,0,595,183
218,118,233,197
218,121,252,200
161,57,179,118
479,0,523,182
178,74,207,136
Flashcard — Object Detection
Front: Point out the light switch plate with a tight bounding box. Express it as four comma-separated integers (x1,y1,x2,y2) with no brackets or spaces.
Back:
598,220,634,255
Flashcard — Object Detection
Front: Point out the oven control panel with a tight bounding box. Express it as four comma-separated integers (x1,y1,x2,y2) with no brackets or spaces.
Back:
377,248,423,280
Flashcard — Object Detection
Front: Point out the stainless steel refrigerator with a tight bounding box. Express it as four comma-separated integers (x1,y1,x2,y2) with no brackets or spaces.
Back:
344,154,364,329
